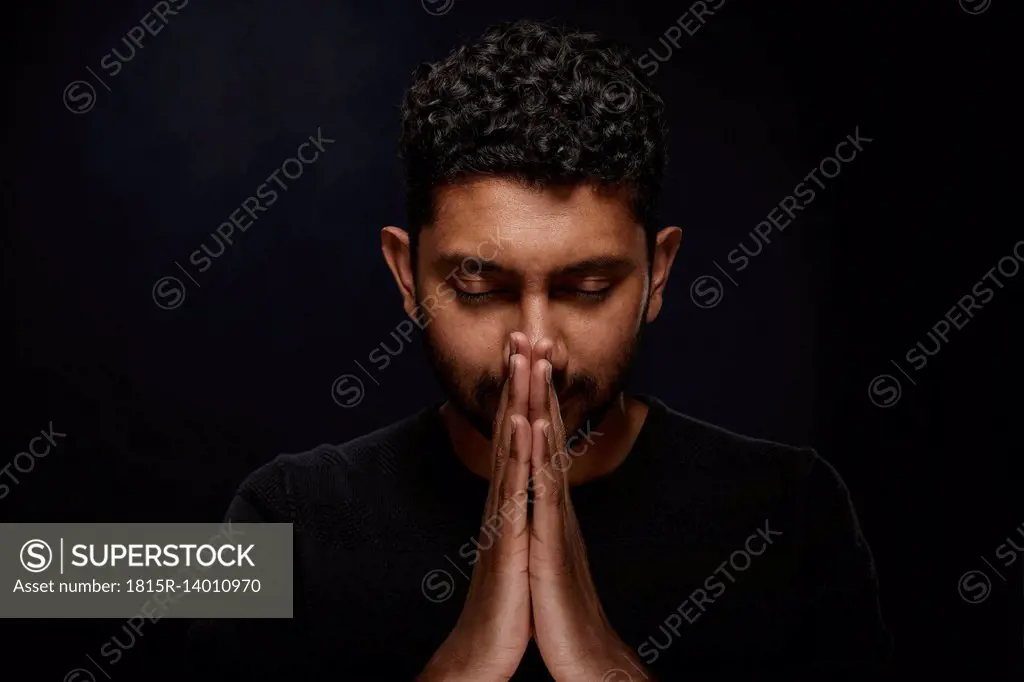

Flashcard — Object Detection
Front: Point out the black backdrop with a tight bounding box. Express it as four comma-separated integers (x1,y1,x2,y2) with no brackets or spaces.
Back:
3,0,1019,679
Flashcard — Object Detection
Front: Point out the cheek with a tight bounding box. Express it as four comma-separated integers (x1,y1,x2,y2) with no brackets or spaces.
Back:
564,322,635,377
563,288,644,378
425,300,504,375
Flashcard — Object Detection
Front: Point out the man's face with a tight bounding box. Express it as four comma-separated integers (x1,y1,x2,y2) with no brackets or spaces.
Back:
413,177,651,439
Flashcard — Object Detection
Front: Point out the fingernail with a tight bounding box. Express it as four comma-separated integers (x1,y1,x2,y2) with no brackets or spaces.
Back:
511,418,517,438
546,362,552,384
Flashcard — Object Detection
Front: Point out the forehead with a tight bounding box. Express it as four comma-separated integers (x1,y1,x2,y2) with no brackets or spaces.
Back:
425,177,643,265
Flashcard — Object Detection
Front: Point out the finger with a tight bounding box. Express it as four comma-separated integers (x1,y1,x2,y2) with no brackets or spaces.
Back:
492,330,530,452
494,415,531,562
527,355,551,425
532,337,555,368
532,337,567,431
530,419,569,567
528,338,569,469
489,345,514,451
486,333,521,512
488,332,535,512
527,354,568,460
507,331,532,424
544,358,567,450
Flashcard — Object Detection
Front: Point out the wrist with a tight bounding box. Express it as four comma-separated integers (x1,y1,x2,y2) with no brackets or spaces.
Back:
418,635,510,682
418,656,505,682
561,635,648,682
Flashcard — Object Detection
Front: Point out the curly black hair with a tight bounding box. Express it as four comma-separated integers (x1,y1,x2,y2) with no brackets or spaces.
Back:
399,19,667,269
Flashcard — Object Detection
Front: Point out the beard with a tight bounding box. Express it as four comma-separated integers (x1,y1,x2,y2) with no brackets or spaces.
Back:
414,296,650,441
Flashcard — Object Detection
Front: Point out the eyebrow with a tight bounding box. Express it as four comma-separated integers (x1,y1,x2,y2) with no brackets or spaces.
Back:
434,253,635,278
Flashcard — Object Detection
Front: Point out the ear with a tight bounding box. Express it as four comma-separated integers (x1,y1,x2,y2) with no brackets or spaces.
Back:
381,226,418,318
645,226,683,323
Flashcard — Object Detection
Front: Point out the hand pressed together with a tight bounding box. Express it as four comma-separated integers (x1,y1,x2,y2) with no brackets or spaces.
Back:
418,332,653,682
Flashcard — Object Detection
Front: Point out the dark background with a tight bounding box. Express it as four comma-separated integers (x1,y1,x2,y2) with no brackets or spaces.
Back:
3,0,1019,679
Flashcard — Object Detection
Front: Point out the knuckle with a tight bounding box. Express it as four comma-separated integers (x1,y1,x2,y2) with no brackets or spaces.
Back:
491,456,507,483
536,480,561,505
498,485,516,511
507,439,523,463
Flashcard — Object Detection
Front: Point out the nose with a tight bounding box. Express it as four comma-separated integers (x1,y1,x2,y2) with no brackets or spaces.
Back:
516,293,567,370
519,293,550,351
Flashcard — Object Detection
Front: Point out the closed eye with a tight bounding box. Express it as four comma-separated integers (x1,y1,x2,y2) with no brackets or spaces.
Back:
559,287,611,302
453,286,613,305
453,289,505,305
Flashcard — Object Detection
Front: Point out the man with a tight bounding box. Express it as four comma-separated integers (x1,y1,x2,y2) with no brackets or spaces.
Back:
187,19,892,681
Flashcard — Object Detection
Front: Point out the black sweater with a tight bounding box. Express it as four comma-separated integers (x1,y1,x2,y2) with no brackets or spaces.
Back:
186,394,892,681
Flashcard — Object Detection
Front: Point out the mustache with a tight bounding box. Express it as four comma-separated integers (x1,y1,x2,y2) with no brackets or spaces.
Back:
473,367,599,406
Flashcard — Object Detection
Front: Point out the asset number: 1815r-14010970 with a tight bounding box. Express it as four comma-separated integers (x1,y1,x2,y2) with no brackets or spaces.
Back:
126,578,261,593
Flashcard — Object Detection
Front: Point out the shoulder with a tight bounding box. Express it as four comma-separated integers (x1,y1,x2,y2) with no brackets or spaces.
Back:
228,406,436,523
642,396,892,658
641,394,859,521
642,394,819,482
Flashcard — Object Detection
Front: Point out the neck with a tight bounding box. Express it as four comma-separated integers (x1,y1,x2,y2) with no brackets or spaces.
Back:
439,392,650,486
